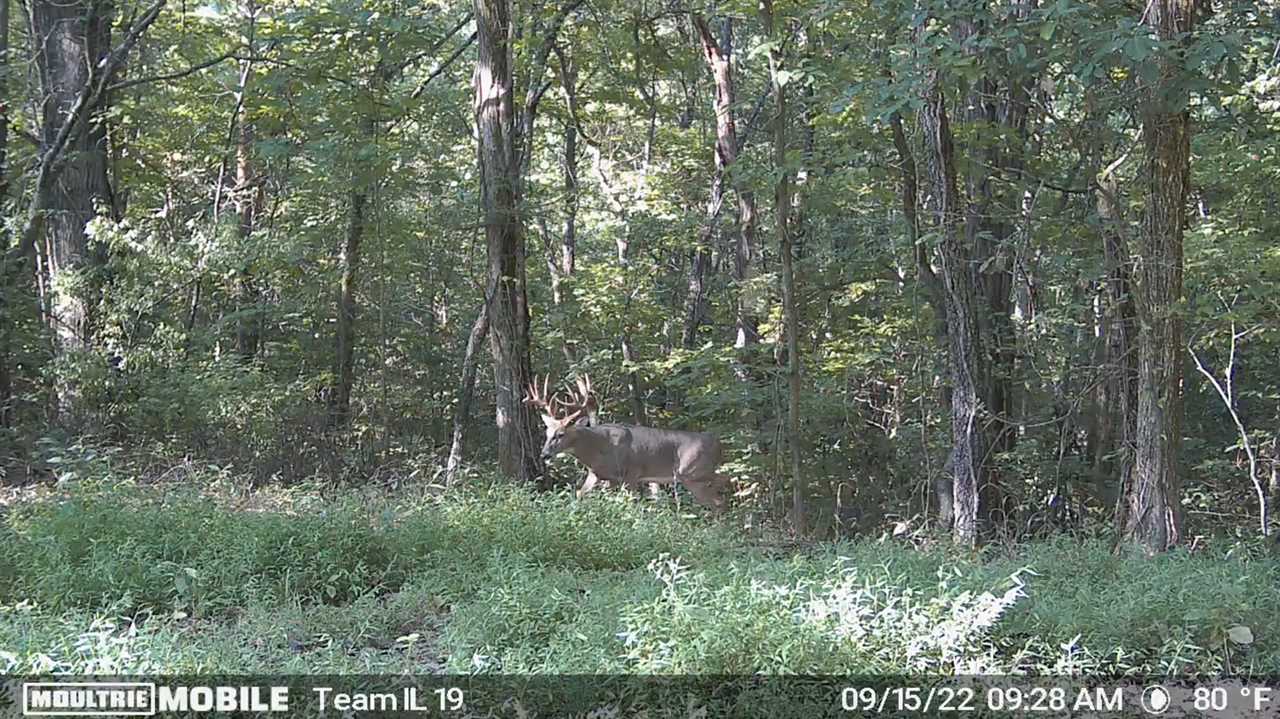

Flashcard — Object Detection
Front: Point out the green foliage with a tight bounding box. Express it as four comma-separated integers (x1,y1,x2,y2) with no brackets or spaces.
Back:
2,0,1279,678
614,550,1020,674
3,479,1278,675
998,538,1278,673
7,482,405,613
0,603,178,674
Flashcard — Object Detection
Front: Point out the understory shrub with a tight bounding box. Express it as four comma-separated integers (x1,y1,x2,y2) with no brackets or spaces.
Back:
3,477,1278,674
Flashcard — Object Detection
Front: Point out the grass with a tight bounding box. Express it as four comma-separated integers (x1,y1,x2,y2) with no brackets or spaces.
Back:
1,473,1277,676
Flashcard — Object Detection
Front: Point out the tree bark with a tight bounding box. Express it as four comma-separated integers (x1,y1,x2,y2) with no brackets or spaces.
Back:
558,52,577,302
693,14,759,348
910,3,1037,541
681,174,719,351
0,0,12,428
680,165,719,352
1123,0,1193,553
445,276,497,483
330,63,386,427
331,188,366,426
680,242,712,350
474,0,542,483
542,46,578,363
0,0,8,213
889,107,952,527
761,0,804,534
232,56,263,363
575,72,647,426
187,34,254,344
3,0,162,426
29,0,114,416
954,7,1031,529
1093,171,1137,517
919,70,984,546
1270,433,1279,512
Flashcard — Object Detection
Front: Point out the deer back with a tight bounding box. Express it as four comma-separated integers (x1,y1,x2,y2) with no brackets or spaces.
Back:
566,423,722,483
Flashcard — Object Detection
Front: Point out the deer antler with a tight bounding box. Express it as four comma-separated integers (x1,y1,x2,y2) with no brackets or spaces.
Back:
564,374,598,423
524,374,555,416
550,392,577,418
525,374,584,423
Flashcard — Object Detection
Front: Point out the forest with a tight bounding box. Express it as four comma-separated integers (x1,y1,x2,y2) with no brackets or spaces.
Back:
1,0,1279,689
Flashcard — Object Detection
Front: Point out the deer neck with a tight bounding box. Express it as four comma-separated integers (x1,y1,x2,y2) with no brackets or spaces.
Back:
562,425,610,462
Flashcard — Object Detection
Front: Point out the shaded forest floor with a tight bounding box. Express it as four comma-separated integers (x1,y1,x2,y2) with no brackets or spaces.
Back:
1,471,1278,675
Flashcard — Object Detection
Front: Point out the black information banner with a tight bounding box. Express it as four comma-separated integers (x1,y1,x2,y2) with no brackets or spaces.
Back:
2,675,1278,717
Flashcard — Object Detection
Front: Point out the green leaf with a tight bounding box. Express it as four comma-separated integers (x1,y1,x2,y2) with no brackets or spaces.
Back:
1227,625,1254,645
1124,36,1151,63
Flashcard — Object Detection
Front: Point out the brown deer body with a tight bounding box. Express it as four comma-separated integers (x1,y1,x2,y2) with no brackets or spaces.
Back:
526,377,730,509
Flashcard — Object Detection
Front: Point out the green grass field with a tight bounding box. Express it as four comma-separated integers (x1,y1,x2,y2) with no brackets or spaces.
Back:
2,475,1276,676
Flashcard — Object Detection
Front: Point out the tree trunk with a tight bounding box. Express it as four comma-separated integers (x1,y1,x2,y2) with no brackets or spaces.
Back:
558,54,577,300
680,151,718,352
187,34,254,345
0,0,12,428
29,0,113,417
1123,0,1193,553
232,61,263,363
4,0,161,427
577,56,648,427
954,8,1030,530
919,71,984,546
331,190,366,426
330,65,385,427
474,0,542,483
445,276,497,483
693,14,759,348
911,4,1036,541
542,48,578,363
680,21,733,353
1093,172,1137,517
761,0,804,534
1270,434,1279,512
889,107,952,527
680,244,712,350
0,0,7,209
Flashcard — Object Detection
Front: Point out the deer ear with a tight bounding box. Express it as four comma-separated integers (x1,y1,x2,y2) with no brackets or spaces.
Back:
571,414,590,427
540,414,558,429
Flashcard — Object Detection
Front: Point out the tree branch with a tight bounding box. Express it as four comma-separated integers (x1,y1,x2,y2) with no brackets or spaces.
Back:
108,47,240,93
514,0,584,179
1189,322,1269,537
398,12,472,75
410,31,476,99
735,85,772,154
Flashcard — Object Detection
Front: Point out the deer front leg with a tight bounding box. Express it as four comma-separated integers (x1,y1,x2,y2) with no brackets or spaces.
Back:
576,470,603,499
618,479,658,498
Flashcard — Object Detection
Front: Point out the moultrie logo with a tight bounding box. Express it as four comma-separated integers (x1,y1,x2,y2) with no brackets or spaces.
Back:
20,682,291,716
22,682,156,716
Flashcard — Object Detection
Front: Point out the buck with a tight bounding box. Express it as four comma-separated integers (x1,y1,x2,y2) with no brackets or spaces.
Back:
525,376,730,510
